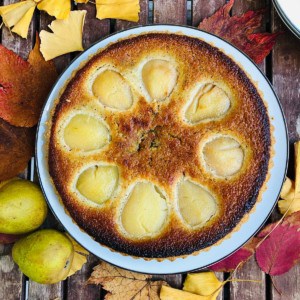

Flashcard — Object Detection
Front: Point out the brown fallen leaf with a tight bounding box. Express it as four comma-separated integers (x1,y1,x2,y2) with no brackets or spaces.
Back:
0,118,34,181
0,34,57,127
198,0,280,64
88,262,167,300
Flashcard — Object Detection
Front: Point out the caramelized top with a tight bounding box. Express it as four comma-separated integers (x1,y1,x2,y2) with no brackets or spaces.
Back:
49,33,271,258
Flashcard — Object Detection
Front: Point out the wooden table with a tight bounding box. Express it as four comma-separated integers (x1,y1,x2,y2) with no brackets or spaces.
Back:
1,0,300,299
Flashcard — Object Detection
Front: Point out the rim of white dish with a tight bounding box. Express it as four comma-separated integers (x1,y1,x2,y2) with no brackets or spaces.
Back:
273,0,300,39
36,25,288,275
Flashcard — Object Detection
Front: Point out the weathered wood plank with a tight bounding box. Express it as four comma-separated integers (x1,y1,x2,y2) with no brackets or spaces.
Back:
0,1,34,299
67,255,101,300
272,9,300,143
153,0,186,24
229,1,267,299
116,0,148,30
62,4,110,299
27,11,69,300
230,257,265,300
77,2,110,48
0,245,24,300
270,7,300,300
192,0,226,26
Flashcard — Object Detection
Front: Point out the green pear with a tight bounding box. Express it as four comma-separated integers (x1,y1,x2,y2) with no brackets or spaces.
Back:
0,179,48,234
12,229,74,284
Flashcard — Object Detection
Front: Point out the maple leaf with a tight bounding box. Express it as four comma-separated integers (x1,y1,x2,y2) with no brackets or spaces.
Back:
209,237,260,272
255,211,300,276
88,262,167,299
0,118,34,181
198,0,280,64
0,34,57,127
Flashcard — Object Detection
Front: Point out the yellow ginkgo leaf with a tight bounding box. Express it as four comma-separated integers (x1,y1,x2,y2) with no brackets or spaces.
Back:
75,0,89,3
278,177,300,215
65,233,89,255
12,6,36,38
96,0,140,22
65,234,89,277
278,196,300,215
278,142,300,215
280,177,294,200
40,10,86,61
160,286,212,300
294,142,300,197
183,272,223,300
37,0,71,19
0,0,36,38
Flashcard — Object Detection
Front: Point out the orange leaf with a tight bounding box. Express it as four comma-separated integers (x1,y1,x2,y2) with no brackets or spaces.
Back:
0,118,34,181
0,34,57,127
198,0,280,64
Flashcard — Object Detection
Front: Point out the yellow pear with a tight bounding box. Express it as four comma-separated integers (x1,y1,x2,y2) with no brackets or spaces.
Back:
0,179,48,234
12,229,74,284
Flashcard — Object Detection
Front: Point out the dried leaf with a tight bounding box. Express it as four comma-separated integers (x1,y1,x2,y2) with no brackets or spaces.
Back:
183,272,222,300
0,118,34,181
198,0,280,64
256,211,300,275
160,286,210,300
0,35,57,127
11,6,36,38
88,262,167,299
0,0,36,38
40,10,86,61
37,0,71,19
65,234,89,277
96,0,140,22
209,237,260,272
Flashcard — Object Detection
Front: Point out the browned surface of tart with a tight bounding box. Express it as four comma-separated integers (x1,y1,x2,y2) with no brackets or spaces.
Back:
48,33,271,258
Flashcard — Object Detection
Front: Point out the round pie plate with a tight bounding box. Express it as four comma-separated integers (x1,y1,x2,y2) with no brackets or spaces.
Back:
36,25,288,274
273,0,300,39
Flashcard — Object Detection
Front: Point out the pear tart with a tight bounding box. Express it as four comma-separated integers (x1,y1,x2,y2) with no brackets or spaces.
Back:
48,33,271,258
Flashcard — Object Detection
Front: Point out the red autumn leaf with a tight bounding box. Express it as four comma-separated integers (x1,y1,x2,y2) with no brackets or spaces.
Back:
0,118,35,181
255,211,300,276
0,34,57,127
210,237,260,272
198,0,280,64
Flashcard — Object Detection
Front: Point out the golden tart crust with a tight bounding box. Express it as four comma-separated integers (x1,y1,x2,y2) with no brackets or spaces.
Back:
49,33,271,258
